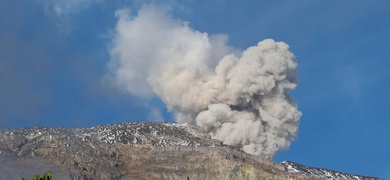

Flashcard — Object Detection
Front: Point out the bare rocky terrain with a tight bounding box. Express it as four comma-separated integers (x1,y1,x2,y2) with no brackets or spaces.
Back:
0,122,381,180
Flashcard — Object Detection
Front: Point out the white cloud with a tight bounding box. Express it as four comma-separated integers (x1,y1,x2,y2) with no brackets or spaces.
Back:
37,0,101,32
40,0,96,16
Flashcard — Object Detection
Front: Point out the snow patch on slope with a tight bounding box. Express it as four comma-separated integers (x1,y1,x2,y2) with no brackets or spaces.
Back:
281,161,382,180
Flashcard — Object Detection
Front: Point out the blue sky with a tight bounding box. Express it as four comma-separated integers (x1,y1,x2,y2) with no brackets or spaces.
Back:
1,0,389,179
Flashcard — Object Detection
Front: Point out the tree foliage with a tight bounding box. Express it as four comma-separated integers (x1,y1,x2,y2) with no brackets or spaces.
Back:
21,172,52,180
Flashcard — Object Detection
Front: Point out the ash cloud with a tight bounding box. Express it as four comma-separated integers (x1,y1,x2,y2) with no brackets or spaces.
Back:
108,4,301,158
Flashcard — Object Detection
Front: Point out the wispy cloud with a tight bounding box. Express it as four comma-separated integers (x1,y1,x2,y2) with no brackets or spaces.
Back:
39,0,97,16
37,0,101,32
148,107,164,122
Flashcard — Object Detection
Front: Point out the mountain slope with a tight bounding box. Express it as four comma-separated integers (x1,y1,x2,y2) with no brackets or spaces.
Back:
281,161,382,180
0,122,381,180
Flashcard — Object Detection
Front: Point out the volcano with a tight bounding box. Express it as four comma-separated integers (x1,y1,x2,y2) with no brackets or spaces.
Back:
0,122,381,180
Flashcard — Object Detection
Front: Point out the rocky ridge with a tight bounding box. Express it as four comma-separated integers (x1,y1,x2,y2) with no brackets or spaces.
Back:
0,122,382,180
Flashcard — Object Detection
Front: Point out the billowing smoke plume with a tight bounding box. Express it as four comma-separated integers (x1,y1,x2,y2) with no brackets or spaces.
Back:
108,4,301,158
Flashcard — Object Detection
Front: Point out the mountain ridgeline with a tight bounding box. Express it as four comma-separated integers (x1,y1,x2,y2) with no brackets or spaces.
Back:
0,122,382,180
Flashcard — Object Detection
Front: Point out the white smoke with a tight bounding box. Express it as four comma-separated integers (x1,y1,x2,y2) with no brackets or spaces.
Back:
108,4,301,158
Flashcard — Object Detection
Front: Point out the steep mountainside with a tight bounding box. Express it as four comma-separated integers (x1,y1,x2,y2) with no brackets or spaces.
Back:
0,122,381,180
